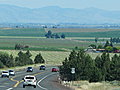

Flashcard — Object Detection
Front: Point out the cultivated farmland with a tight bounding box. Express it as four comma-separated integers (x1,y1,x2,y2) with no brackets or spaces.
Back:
46,28,120,38
0,28,119,51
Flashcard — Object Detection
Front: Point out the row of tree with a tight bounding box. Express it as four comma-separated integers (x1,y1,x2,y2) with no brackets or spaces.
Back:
90,40,113,49
0,50,45,68
15,44,29,50
110,37,120,43
45,30,65,39
60,49,120,82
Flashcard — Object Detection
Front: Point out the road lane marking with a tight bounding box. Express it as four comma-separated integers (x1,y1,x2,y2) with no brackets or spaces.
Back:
37,73,56,90
6,88,13,90
10,71,46,87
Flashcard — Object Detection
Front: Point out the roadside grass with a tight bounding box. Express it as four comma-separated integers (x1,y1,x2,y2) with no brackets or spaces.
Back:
63,81,120,90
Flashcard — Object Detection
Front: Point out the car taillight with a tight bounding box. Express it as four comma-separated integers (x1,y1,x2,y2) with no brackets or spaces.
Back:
34,80,36,82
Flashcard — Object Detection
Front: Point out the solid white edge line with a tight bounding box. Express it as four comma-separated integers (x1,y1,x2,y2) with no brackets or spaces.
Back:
37,73,56,90
6,88,13,90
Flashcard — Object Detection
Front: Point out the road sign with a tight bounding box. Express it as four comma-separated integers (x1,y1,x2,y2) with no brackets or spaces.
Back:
71,68,75,74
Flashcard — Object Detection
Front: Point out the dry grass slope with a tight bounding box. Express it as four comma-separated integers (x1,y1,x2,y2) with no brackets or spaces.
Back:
0,50,70,65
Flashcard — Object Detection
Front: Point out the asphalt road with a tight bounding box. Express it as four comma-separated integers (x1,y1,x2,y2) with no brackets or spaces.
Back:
0,66,71,90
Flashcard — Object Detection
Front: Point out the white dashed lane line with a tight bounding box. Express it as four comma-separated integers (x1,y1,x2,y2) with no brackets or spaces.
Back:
6,88,13,90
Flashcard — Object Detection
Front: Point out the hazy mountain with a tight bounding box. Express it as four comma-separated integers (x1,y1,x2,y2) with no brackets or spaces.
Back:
0,4,120,24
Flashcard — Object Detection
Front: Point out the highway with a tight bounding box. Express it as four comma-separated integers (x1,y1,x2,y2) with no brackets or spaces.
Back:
0,66,71,90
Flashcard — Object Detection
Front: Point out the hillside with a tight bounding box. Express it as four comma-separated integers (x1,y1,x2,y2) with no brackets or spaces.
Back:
0,4,120,24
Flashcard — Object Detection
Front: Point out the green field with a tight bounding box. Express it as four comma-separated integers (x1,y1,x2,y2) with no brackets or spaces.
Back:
0,28,46,37
0,28,119,51
0,36,97,51
46,28,120,38
1,28,120,38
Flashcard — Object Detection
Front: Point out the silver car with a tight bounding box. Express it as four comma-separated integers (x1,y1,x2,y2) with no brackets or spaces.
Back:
1,71,9,78
9,70,15,76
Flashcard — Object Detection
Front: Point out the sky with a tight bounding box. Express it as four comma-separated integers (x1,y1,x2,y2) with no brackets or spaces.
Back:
0,0,119,10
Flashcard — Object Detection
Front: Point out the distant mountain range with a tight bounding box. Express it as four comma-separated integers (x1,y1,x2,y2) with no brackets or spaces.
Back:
0,4,120,24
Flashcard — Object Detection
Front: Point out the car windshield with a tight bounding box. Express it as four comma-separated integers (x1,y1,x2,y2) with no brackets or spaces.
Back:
25,77,34,79
41,65,45,67
28,67,32,69
9,70,13,72
3,71,8,73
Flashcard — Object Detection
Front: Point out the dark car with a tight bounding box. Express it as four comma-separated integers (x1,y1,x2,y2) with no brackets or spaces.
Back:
51,68,59,72
26,67,33,72
40,65,46,70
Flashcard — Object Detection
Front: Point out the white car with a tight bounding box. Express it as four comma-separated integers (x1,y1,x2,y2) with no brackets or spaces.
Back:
9,70,15,76
1,71,9,78
23,75,37,88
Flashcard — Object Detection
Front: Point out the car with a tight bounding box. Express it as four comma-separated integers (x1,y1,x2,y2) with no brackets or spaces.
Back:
9,70,15,76
1,71,9,78
39,65,46,70
26,67,33,72
23,75,37,88
51,68,59,72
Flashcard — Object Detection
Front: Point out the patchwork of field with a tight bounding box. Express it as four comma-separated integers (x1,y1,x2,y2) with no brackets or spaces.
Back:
46,28,120,37
0,28,46,36
0,36,97,51
45,28,120,33
0,28,119,51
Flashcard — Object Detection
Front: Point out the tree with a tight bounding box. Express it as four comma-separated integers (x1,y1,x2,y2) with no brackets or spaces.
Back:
61,34,65,39
6,54,15,67
55,34,60,39
109,54,120,81
15,44,28,50
0,53,15,68
34,53,45,64
43,25,47,28
110,37,113,42
15,51,33,66
60,48,120,82
0,61,4,68
97,45,103,49
95,37,98,43
105,46,113,52
60,49,97,82
26,50,32,57
95,53,110,81
110,42,113,47
89,67,102,82
89,44,96,49
45,30,52,38
104,40,110,48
